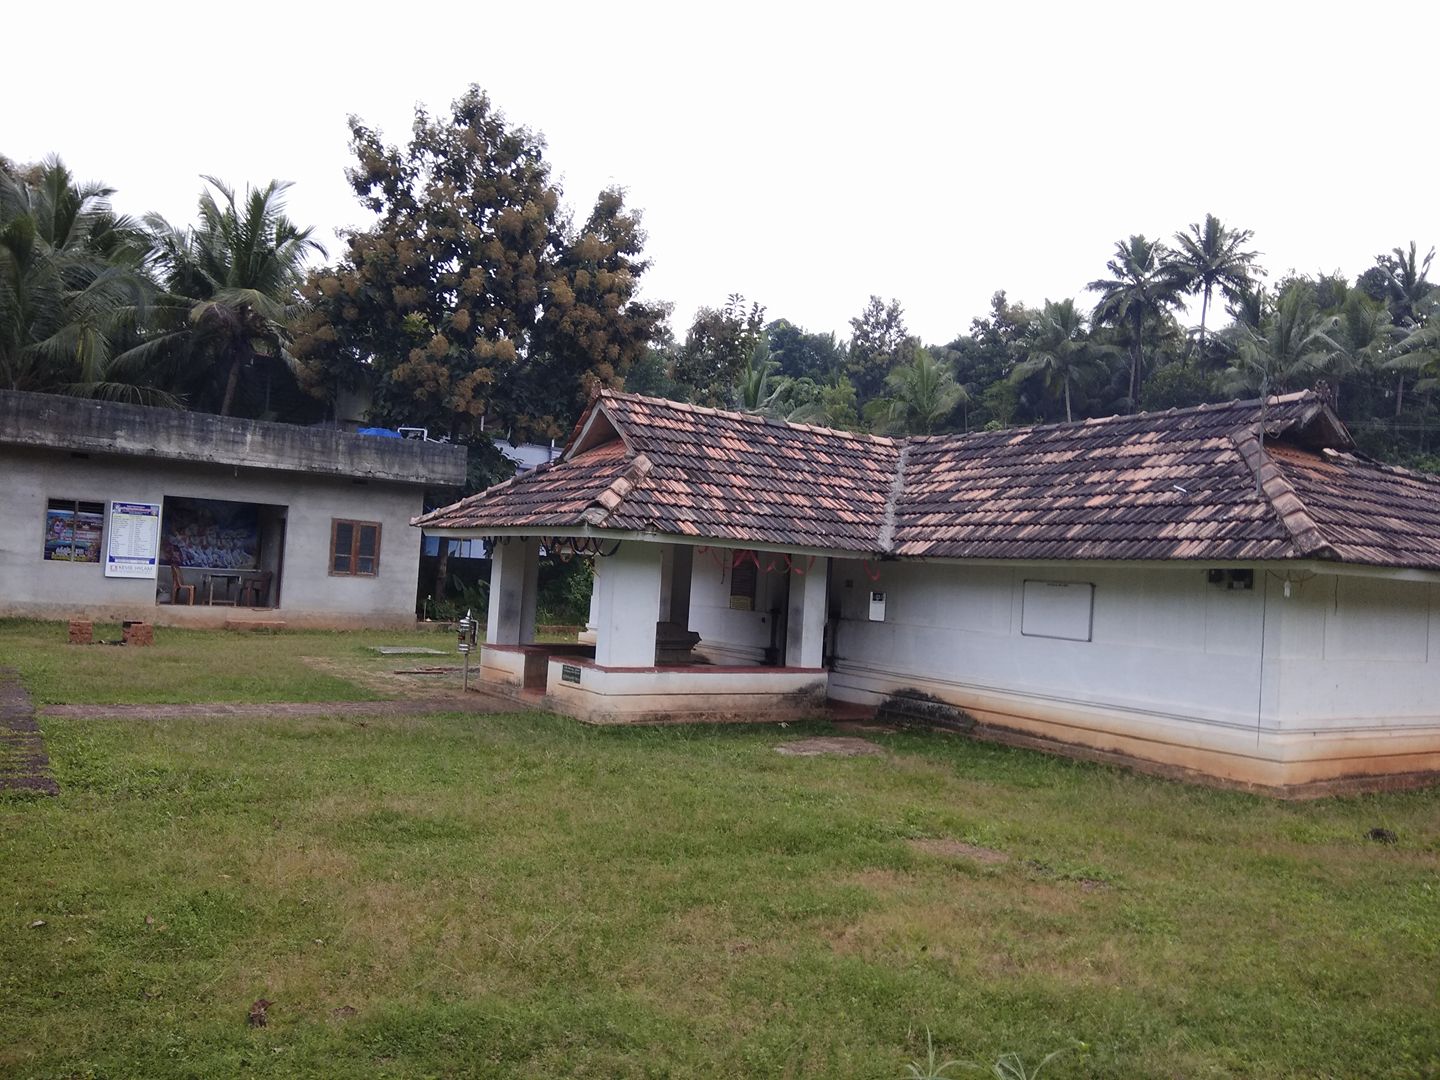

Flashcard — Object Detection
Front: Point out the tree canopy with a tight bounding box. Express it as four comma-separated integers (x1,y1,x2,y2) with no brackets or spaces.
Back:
291,86,666,444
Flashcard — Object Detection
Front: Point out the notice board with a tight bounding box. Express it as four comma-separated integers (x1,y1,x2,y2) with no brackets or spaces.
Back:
104,501,161,579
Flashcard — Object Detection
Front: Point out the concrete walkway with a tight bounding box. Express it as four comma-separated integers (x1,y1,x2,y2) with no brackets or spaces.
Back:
0,668,59,795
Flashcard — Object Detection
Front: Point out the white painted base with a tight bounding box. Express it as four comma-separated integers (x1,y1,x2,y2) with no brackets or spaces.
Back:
544,660,827,725
829,664,1440,790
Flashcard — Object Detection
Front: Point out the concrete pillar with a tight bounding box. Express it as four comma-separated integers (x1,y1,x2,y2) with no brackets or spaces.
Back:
486,536,539,646
785,556,829,668
594,541,663,667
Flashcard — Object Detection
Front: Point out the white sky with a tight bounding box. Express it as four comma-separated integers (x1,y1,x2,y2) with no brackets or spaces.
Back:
6,1,1437,345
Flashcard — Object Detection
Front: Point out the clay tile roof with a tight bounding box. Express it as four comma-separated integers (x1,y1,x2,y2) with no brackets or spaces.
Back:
891,392,1326,562
414,392,900,551
416,388,1440,571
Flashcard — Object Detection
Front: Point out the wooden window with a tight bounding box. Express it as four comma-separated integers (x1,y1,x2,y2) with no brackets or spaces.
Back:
729,550,758,611
330,519,381,576
44,499,104,563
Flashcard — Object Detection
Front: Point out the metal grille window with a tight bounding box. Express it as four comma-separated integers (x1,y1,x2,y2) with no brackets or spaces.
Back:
330,519,381,576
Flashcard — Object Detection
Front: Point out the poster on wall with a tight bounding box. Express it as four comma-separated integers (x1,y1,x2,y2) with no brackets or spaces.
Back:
160,499,259,569
44,500,104,562
104,501,161,579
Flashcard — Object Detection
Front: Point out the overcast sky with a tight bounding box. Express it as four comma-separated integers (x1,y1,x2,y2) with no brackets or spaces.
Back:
7,1,1437,344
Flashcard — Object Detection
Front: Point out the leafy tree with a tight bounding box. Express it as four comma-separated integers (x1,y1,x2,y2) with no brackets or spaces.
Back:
1224,282,1331,396
1310,286,1395,413
1365,242,1435,326
766,318,843,382
1165,214,1262,357
869,347,966,435
774,374,860,429
292,85,663,442
734,338,781,412
671,293,765,407
845,295,910,401
940,292,1032,430
1089,235,1183,410
0,157,162,402
1009,298,1113,422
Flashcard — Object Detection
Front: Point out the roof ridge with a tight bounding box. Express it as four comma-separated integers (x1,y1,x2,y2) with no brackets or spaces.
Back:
1229,426,1337,560
877,443,911,553
411,472,520,527
580,452,653,527
600,388,900,448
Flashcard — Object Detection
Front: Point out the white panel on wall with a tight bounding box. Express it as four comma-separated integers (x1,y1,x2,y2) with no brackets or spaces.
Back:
1021,580,1094,642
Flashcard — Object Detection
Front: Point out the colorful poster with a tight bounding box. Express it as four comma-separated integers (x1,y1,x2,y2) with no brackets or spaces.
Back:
104,501,161,579
161,499,259,569
44,502,104,563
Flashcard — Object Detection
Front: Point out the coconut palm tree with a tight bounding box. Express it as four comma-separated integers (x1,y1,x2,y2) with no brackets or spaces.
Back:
130,177,324,416
1165,214,1262,358
871,348,967,435
0,158,168,402
1088,235,1183,411
1224,283,1332,396
1010,298,1115,422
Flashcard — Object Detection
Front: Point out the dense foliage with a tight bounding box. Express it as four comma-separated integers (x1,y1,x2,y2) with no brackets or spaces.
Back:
4,91,1437,469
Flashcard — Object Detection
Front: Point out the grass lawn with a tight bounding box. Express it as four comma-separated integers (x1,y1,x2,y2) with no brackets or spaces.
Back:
3,690,1439,1078
0,619,467,705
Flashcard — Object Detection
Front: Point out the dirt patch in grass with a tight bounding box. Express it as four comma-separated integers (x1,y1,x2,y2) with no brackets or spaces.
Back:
775,736,886,757
908,837,1010,864
0,668,57,795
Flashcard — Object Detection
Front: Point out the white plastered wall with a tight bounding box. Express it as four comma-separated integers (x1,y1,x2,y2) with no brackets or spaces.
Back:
825,558,1440,786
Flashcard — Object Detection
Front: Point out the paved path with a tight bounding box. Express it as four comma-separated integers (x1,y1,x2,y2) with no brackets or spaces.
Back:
39,691,524,723
0,668,59,795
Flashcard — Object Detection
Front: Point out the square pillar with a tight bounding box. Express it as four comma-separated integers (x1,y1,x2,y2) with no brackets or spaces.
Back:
486,536,539,646
785,556,829,668
594,541,663,667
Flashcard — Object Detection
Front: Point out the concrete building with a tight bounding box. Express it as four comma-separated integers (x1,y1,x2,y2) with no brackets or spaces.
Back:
417,388,1440,796
1,390,466,628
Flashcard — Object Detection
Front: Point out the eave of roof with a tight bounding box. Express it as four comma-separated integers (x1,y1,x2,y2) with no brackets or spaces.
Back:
415,389,1440,571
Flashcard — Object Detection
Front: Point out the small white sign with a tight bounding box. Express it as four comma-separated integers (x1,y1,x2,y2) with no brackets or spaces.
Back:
104,501,161,579
868,590,887,622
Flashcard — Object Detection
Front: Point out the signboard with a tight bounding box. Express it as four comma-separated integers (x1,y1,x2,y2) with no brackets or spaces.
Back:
560,664,582,685
104,501,161,579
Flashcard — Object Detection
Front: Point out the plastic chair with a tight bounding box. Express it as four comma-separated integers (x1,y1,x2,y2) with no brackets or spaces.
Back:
170,564,196,605
240,570,273,608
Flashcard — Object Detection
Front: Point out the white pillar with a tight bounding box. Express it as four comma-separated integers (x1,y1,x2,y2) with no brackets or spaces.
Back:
785,556,829,668
594,541,663,667
486,537,539,646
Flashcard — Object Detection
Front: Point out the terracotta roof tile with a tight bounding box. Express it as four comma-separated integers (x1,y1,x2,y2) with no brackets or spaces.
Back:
415,389,1440,571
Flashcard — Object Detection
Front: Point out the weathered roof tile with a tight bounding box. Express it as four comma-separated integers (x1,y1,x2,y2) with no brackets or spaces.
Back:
414,389,1440,571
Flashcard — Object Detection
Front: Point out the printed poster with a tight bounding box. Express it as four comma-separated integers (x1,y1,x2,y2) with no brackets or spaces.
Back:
104,501,161,579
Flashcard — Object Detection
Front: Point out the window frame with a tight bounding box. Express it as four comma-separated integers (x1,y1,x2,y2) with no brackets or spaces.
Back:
43,497,105,564
329,518,382,577
728,549,759,611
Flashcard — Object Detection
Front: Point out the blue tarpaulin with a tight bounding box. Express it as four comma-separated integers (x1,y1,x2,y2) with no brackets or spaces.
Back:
357,427,404,439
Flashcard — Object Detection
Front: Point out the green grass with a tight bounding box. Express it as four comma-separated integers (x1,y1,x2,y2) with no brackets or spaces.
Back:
4,704,1439,1077
0,619,460,705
